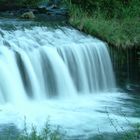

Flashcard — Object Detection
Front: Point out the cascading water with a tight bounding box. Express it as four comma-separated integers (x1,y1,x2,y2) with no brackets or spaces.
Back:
0,26,116,104
1,25,132,139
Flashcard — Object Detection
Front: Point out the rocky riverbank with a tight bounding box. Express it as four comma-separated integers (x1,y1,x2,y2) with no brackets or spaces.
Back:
0,1,69,21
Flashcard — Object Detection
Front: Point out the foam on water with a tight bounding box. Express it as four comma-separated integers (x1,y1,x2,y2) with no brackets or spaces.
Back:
0,92,139,138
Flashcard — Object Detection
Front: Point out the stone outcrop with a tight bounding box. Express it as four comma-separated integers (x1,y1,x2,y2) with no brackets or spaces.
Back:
0,1,68,21
21,11,35,19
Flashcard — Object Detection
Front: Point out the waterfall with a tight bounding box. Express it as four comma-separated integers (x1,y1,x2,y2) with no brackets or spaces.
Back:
0,26,116,104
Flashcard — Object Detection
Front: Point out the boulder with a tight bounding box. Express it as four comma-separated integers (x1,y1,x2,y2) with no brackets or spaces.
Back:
21,11,35,19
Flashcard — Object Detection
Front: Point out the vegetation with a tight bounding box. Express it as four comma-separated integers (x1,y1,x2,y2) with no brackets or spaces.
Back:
17,125,63,140
2,122,140,140
0,122,64,140
123,123,140,140
64,0,140,48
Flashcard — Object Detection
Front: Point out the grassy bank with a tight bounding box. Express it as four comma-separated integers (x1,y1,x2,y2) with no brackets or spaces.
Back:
64,0,140,48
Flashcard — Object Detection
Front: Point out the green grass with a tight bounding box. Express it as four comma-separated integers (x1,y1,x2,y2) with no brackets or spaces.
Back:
64,0,140,48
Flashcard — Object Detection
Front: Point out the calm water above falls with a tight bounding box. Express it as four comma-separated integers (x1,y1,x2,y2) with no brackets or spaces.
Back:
0,25,140,139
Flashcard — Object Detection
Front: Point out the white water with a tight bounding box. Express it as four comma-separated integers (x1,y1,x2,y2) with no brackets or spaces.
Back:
1,26,137,138
0,27,116,103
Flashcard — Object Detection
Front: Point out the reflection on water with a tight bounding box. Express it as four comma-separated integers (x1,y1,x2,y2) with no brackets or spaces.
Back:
0,92,140,139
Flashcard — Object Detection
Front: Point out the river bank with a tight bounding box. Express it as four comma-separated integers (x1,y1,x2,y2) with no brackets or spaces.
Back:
65,0,140,49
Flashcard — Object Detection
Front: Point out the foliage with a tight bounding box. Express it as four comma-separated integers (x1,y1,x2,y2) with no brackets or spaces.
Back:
17,125,62,140
0,116,139,140
69,0,140,19
64,0,140,48
123,123,140,140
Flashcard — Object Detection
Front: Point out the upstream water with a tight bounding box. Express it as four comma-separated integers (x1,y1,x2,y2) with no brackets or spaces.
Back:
0,20,140,139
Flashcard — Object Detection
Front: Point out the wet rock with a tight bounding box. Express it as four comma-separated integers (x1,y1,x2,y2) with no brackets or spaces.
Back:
21,11,35,19
0,0,68,21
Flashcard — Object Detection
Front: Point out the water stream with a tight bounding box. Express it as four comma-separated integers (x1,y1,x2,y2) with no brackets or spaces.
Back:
0,20,139,139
